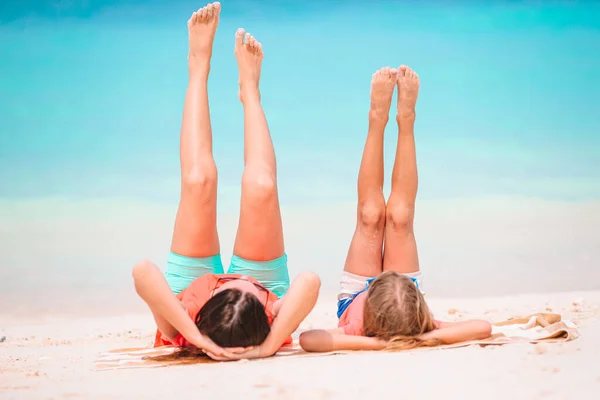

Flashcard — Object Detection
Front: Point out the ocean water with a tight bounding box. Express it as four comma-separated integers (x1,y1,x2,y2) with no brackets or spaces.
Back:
1,1,599,315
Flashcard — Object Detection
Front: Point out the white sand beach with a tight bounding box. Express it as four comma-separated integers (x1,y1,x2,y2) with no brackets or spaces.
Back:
2,0,599,398
2,291,600,400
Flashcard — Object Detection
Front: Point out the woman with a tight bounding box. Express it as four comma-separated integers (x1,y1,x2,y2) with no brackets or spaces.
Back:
299,66,491,352
132,2,320,361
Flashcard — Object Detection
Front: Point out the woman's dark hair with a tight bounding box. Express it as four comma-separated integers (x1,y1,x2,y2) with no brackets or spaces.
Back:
148,288,270,363
195,288,271,347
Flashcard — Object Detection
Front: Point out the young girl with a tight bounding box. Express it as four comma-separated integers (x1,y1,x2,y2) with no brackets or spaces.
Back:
299,66,491,352
132,2,320,362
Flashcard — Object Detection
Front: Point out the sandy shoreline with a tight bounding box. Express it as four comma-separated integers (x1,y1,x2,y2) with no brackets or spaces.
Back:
2,291,600,399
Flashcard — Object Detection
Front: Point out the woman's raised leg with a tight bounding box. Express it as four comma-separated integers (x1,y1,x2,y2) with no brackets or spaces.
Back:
231,29,284,262
170,3,221,259
343,67,397,278
383,65,420,274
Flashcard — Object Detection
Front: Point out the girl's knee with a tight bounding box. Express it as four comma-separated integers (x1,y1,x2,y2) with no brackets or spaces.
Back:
358,198,386,231
385,202,414,233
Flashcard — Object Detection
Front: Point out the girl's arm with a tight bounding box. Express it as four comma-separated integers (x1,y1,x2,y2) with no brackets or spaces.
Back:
298,319,492,353
299,329,387,352
132,260,240,357
300,319,491,353
422,319,492,344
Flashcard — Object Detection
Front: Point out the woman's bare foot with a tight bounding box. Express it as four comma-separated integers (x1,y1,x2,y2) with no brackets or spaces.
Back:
234,28,264,103
369,67,398,124
187,2,221,76
396,65,420,120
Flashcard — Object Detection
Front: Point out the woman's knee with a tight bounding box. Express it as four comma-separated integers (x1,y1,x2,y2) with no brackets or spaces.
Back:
358,198,386,231
181,162,217,194
241,169,277,202
385,201,414,233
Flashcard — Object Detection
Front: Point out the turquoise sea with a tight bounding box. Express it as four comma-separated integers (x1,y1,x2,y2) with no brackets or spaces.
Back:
1,1,599,315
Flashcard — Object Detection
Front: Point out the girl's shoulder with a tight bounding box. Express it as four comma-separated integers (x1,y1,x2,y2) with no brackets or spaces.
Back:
337,291,368,336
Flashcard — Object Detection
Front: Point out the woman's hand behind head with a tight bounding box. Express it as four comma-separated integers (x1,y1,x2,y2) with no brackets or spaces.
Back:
205,345,266,361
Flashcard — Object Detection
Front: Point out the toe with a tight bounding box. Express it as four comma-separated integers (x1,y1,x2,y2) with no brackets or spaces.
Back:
199,7,206,20
235,28,245,47
384,66,392,79
206,4,213,19
244,32,251,46
213,2,221,16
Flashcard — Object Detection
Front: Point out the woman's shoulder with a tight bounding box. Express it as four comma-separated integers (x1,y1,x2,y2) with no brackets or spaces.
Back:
179,274,219,299
176,274,220,320
181,273,257,299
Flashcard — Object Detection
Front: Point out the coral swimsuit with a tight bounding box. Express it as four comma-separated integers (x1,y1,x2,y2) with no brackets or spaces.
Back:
154,273,292,347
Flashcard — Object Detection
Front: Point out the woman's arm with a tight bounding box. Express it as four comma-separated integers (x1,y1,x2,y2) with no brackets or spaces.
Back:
132,260,239,357
258,271,321,356
299,329,386,352
271,297,283,317
132,260,183,340
422,319,492,344
210,271,322,361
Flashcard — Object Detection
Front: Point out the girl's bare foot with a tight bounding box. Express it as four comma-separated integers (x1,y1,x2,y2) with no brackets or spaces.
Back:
187,2,221,77
396,65,420,120
369,67,398,124
234,28,264,103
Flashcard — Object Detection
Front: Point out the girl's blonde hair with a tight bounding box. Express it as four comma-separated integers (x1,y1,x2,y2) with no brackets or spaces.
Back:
363,271,440,351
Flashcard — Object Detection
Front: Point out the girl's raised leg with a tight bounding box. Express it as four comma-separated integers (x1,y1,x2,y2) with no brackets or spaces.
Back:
383,65,420,273
170,3,221,258
232,30,284,261
343,67,397,277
